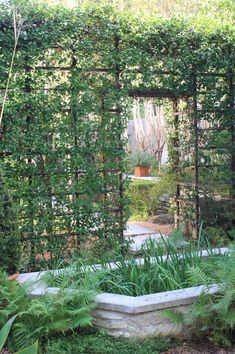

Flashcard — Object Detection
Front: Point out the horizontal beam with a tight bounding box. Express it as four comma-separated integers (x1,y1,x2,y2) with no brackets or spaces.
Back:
128,88,188,99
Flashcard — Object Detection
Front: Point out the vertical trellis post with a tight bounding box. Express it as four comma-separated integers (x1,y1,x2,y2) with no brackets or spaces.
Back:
114,32,124,243
192,72,200,238
172,98,180,228
100,93,109,239
24,55,36,268
227,46,235,200
70,48,80,248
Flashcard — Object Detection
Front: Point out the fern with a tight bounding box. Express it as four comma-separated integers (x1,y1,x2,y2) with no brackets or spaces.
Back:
186,246,235,346
0,270,98,351
186,266,213,287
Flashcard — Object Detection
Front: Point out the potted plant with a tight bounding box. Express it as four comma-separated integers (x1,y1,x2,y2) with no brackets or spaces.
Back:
131,151,152,177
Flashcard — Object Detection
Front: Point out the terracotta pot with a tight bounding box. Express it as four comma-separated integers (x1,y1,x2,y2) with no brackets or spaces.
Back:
8,272,19,281
134,166,149,177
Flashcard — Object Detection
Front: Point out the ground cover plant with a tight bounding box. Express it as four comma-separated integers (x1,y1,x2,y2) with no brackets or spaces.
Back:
128,180,158,220
42,330,174,354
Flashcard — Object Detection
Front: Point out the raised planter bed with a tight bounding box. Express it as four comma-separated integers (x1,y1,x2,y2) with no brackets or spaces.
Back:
17,247,228,339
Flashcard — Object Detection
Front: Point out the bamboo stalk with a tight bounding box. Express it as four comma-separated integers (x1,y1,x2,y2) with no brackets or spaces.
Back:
0,7,24,127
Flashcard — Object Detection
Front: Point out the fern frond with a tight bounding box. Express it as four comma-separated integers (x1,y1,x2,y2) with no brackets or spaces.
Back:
186,266,213,287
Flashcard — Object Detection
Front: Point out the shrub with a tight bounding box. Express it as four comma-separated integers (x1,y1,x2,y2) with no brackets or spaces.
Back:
128,180,158,220
127,172,176,220
165,244,235,347
0,175,21,274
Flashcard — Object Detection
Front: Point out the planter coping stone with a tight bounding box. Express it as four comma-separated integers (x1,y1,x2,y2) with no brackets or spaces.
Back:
21,283,220,314
17,247,228,286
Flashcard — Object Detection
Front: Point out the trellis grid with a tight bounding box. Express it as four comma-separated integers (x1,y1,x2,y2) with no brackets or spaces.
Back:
0,5,234,269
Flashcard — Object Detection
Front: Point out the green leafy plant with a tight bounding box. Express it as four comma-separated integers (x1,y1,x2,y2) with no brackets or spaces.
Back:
127,180,158,220
164,245,235,347
127,172,176,220
185,247,235,346
203,227,231,247
0,270,97,350
131,151,152,167
0,176,21,274
0,316,17,351
151,172,177,205
0,315,38,354
45,233,217,297
43,329,174,354
0,0,24,276
0,1,234,271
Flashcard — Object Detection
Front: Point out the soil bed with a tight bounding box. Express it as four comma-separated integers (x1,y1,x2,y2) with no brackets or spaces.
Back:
161,339,235,354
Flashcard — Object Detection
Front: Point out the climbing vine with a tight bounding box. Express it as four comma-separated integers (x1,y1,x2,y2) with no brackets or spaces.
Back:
0,2,234,270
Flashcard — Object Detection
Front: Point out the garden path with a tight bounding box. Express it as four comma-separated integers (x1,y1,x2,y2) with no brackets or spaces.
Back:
124,221,167,252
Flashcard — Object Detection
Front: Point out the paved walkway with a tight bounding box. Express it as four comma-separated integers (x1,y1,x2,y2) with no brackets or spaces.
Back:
124,222,164,252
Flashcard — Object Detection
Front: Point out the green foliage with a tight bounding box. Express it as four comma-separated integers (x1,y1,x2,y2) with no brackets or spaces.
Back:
151,172,176,206
0,176,21,274
179,246,235,346
0,315,38,354
0,1,234,270
127,180,158,220
0,2,130,270
43,329,174,354
48,0,235,25
203,227,231,247
44,234,217,296
15,341,38,354
0,270,97,351
128,172,176,220
131,151,152,167
0,315,17,351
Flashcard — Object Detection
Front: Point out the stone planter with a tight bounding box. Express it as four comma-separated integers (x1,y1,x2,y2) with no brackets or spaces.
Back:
17,247,227,339
92,285,219,338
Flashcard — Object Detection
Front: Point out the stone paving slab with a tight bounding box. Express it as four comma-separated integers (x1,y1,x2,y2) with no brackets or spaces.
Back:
124,223,157,236
126,233,163,252
124,222,164,252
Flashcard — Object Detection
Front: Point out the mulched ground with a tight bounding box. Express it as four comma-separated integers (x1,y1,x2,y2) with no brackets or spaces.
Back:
161,340,235,354
149,213,175,226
